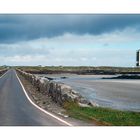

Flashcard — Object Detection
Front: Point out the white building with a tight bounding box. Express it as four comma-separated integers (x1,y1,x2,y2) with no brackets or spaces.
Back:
136,50,140,66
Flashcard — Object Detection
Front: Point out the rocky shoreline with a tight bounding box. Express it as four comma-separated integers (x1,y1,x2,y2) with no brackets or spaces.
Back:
23,69,140,75
16,69,97,108
103,74,140,79
0,69,8,77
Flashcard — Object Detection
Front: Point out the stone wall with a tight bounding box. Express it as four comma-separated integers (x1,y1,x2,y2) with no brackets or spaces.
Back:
17,69,96,107
0,69,8,76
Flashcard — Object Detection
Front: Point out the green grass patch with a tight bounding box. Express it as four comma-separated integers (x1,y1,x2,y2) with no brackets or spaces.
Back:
63,101,140,126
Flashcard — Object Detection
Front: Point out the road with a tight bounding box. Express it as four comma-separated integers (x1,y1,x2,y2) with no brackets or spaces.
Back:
0,69,73,126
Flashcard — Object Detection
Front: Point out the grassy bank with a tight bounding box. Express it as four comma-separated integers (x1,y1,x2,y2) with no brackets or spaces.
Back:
64,102,140,126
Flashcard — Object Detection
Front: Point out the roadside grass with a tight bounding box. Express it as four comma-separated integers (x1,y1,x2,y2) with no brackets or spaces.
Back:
63,101,140,126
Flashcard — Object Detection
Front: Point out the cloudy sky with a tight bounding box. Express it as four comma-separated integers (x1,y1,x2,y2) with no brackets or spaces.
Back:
0,14,140,66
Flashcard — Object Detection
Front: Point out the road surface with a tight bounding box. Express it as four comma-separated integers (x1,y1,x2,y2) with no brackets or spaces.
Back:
0,69,73,126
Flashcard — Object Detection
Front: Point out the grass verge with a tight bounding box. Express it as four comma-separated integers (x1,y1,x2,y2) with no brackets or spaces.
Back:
64,101,140,126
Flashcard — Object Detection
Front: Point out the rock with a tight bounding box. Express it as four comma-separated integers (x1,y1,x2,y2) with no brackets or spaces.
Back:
89,101,99,107
32,95,38,101
17,69,93,108
78,103,91,107
60,76,67,79
45,77,54,80
60,84,79,102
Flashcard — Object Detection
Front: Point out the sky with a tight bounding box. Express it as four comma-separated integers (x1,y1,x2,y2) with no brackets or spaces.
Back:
0,14,140,67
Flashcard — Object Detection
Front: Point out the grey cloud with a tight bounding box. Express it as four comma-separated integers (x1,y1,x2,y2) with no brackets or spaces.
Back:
0,14,140,43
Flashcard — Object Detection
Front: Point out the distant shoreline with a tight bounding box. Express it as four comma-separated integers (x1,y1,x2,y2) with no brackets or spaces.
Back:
103,74,140,79
17,66,140,75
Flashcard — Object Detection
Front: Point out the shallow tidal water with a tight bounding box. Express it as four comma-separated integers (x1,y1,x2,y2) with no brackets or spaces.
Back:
36,74,140,112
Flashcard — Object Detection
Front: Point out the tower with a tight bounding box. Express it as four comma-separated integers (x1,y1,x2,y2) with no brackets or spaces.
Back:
136,50,140,66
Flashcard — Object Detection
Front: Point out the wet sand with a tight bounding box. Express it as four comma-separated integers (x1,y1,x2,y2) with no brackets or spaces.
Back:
37,74,140,112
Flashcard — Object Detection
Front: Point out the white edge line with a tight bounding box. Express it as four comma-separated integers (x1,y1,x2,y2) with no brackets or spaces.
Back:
0,69,9,79
15,70,73,126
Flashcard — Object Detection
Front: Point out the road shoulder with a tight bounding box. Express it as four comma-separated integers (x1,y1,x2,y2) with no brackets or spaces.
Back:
16,71,95,126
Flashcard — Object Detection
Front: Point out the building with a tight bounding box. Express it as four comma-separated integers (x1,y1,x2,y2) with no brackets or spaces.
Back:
136,50,140,66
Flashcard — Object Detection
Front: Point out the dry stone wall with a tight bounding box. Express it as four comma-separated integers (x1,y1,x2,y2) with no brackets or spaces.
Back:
0,69,8,76
17,69,97,107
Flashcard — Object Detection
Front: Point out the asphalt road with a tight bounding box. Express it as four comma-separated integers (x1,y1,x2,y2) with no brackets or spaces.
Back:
0,69,72,126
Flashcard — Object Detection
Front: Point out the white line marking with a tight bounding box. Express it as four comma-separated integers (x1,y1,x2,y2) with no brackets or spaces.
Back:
0,69,9,79
15,71,73,126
